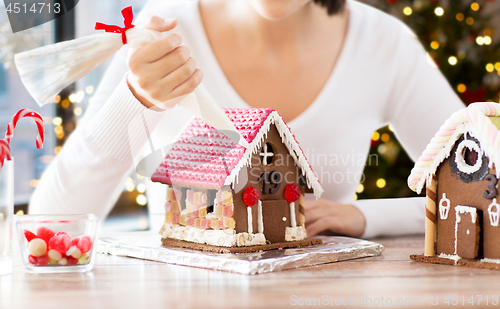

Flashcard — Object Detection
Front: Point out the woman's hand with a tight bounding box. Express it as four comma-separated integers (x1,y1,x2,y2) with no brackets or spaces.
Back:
127,16,204,109
304,199,366,238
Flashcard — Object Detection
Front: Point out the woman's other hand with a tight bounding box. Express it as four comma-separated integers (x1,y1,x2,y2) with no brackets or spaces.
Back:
304,199,366,238
127,16,204,109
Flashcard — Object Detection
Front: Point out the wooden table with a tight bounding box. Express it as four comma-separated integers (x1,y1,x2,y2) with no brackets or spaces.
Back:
1,236,500,308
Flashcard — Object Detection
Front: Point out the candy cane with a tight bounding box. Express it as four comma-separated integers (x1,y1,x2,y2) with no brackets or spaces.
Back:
4,109,45,149
0,139,11,168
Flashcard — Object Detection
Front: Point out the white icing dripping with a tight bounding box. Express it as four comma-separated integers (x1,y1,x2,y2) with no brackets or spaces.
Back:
289,201,297,228
247,206,253,234
427,174,434,187
223,111,323,199
257,200,263,233
454,205,478,255
455,205,478,224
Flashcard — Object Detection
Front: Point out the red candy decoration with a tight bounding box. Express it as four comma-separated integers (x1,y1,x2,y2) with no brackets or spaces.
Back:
70,237,80,247
48,233,71,254
67,257,78,265
36,226,55,243
77,236,93,254
243,186,259,207
37,256,49,266
28,255,38,265
24,230,38,242
284,184,300,203
4,109,45,149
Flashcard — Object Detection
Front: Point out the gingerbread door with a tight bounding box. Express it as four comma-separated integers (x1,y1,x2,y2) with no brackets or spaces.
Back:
455,206,481,259
261,200,289,243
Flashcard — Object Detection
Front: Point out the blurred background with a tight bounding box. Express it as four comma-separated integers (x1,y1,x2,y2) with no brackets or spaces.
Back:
1,0,500,231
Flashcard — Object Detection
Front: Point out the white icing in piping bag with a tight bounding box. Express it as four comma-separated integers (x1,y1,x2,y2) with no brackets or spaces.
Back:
14,7,249,148
181,84,249,148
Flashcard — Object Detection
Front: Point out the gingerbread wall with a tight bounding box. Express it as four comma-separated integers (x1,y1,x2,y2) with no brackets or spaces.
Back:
435,159,500,259
232,124,304,243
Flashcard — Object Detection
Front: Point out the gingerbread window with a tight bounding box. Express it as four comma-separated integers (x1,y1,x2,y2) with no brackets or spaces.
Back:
448,134,489,183
260,143,275,166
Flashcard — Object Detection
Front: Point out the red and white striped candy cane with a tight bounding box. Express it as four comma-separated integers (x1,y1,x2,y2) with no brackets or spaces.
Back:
4,109,45,149
0,139,11,168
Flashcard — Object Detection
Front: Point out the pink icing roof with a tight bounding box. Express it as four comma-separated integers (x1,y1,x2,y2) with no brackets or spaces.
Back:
151,108,322,195
408,102,500,193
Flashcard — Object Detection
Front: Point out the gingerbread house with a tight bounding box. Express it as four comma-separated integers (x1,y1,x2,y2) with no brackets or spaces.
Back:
151,108,323,252
408,102,500,269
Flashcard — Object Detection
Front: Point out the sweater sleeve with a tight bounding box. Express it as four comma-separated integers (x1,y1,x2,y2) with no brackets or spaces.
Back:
354,21,465,239
354,197,425,238
29,49,166,218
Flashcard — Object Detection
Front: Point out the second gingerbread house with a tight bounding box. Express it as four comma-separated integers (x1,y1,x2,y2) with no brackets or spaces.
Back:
408,102,500,269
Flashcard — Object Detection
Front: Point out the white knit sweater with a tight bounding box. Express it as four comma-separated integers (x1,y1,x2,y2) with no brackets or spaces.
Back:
29,0,464,238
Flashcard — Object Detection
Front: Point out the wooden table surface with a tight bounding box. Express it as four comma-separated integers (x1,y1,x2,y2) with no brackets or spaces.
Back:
1,235,500,309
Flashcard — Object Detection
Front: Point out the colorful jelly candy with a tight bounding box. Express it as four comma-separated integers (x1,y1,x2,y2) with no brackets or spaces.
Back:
48,233,71,254
37,256,49,266
36,227,55,243
24,228,94,267
77,236,92,254
28,238,47,257
48,249,62,261
24,230,38,242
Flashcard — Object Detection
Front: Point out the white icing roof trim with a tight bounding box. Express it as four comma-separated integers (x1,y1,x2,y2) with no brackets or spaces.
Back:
224,111,324,199
408,102,500,194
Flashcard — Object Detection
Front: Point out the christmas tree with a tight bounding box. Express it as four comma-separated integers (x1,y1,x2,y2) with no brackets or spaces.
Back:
358,0,500,200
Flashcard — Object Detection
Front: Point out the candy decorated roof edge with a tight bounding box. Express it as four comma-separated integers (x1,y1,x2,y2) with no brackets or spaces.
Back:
408,102,500,193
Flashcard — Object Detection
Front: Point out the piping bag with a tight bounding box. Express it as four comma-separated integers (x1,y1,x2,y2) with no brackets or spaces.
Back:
13,6,249,149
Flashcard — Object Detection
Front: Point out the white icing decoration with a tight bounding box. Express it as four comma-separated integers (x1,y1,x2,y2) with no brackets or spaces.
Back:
285,226,307,241
409,103,500,194
439,193,450,220
455,205,478,224
438,253,462,264
289,202,297,228
259,143,274,166
247,206,253,234
454,205,478,255
160,223,267,247
481,258,500,264
488,198,500,227
454,138,482,174
257,200,263,233
223,111,323,199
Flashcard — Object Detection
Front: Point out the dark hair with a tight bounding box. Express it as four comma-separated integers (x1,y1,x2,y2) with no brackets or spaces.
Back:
313,0,346,15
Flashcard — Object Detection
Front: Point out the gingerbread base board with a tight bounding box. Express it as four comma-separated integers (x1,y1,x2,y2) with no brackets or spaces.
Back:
161,237,323,253
410,254,500,270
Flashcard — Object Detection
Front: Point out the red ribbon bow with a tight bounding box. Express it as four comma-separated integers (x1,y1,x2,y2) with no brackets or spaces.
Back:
95,6,135,45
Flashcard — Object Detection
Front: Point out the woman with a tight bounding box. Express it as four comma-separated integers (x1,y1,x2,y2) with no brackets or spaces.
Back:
30,0,464,238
